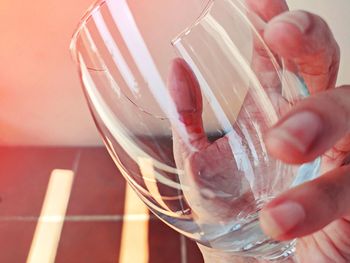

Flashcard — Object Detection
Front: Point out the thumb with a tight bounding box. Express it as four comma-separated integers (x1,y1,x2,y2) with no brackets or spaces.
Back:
168,59,208,156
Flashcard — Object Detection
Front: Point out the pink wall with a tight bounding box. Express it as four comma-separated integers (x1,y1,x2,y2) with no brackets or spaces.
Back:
0,0,349,146
0,0,100,145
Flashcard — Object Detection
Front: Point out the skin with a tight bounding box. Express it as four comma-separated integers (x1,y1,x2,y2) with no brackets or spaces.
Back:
168,0,350,262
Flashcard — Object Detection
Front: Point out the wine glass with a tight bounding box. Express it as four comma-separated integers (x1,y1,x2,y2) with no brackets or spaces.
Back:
70,0,321,261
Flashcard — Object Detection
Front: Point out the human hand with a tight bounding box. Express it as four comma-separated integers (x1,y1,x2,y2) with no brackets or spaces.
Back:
168,0,348,262
257,2,350,263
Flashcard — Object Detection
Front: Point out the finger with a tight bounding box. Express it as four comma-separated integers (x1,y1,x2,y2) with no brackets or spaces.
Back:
168,59,209,156
259,165,350,240
323,134,350,171
264,10,340,93
245,0,289,22
246,0,288,79
246,0,289,88
265,86,350,164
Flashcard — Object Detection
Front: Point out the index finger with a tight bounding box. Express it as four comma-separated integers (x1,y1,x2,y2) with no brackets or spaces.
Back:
264,11,340,93
245,0,289,106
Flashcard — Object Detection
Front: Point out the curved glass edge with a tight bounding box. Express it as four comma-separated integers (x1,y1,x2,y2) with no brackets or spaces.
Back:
70,0,213,63
69,0,107,63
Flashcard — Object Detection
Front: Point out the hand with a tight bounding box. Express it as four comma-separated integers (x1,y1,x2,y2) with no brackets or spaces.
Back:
168,1,350,262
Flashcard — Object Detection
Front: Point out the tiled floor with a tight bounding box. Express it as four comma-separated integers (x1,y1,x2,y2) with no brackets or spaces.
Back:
0,147,203,263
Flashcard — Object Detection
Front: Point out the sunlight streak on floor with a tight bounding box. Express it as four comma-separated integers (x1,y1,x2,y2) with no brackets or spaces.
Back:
118,184,149,263
26,169,75,263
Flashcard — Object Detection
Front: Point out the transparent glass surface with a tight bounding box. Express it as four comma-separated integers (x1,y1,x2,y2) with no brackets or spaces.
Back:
70,0,321,260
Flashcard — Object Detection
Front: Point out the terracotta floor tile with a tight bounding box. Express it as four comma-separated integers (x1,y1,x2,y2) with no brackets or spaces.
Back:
0,147,78,216
0,221,37,262
66,147,127,216
186,237,204,263
148,219,182,263
0,147,207,263
56,219,187,263
56,221,123,263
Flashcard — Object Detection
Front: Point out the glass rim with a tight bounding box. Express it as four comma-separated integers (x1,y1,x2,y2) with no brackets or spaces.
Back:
70,0,107,63
69,0,216,63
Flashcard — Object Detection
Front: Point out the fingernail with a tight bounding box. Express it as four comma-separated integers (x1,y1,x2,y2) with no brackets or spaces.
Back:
270,11,310,33
266,111,323,154
260,201,305,238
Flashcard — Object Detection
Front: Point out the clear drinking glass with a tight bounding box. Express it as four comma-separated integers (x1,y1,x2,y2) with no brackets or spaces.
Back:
70,0,321,261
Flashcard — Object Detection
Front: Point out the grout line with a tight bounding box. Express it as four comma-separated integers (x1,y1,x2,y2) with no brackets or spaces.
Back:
180,235,188,263
72,150,82,174
0,214,156,222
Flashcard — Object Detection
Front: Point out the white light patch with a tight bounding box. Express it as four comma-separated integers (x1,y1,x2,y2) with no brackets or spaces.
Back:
119,184,149,263
26,169,75,263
